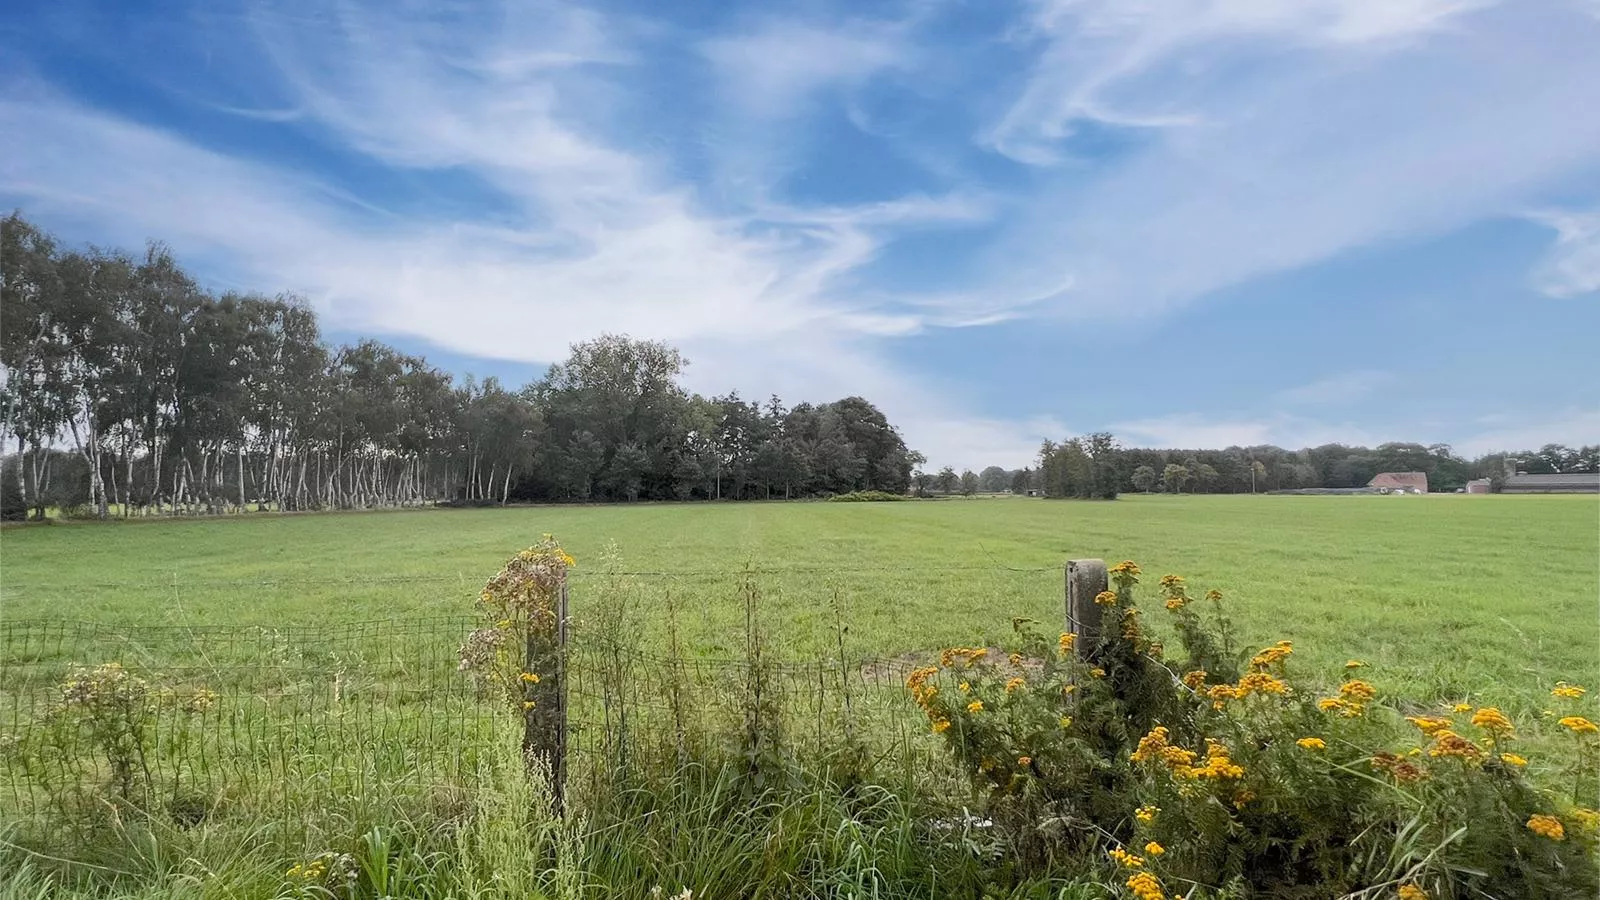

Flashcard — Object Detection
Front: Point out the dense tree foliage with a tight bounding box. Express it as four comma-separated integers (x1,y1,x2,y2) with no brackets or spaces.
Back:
0,214,917,517
1011,439,1597,499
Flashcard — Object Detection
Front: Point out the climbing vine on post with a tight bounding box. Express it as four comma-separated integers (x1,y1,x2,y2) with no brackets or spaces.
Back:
459,534,573,809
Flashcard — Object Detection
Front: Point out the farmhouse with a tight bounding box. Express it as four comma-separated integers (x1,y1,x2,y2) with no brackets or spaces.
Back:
1501,472,1600,493
1367,472,1428,494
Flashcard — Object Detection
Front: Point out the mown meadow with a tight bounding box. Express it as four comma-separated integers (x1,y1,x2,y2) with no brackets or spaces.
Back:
0,494,1596,899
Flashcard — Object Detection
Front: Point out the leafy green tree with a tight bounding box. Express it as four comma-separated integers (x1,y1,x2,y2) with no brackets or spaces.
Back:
959,469,979,495
1131,465,1157,493
1162,464,1189,493
935,466,958,494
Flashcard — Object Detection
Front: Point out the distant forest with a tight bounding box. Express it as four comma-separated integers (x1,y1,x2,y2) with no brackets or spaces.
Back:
1,213,920,518
3,213,1593,519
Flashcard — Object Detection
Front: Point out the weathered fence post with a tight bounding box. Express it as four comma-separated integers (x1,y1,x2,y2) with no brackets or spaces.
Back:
553,578,568,811
522,577,569,814
1065,558,1108,661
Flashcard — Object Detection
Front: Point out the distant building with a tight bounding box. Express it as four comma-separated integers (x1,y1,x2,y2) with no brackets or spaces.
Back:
1368,472,1428,494
1464,478,1492,494
1502,473,1600,494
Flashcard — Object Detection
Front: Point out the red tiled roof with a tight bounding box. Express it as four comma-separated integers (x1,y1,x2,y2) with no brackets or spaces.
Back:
1368,472,1428,492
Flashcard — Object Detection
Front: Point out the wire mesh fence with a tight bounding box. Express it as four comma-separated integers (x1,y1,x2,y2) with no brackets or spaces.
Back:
0,565,1067,831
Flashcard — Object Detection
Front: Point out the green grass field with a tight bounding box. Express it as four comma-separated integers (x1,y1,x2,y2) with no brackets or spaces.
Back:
3,494,1598,898
3,493,1596,722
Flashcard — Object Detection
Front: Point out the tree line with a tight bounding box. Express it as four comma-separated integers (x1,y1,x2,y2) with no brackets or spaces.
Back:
996,439,1599,499
1,213,921,519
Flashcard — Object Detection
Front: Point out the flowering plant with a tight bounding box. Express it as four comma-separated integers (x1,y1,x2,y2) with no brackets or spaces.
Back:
913,562,1599,898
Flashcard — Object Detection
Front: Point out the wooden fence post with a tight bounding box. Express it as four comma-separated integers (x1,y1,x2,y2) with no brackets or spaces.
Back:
522,577,569,814
553,578,568,812
1065,558,1108,661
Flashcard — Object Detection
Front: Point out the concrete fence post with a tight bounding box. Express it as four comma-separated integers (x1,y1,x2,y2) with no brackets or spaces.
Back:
1065,558,1108,660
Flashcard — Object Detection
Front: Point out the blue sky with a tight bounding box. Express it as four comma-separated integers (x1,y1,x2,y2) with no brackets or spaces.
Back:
3,0,1597,469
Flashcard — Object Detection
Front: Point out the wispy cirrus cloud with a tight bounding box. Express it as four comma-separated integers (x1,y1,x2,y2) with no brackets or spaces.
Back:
1276,371,1393,406
4,0,1598,470
1528,208,1600,298
958,0,1600,326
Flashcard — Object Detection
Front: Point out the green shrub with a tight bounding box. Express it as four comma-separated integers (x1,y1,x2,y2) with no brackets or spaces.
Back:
912,562,1600,898
827,490,908,502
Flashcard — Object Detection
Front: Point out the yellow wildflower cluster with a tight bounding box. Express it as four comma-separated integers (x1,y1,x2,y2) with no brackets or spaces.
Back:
1551,682,1587,699
1397,884,1429,900
967,700,984,713
1181,670,1208,689
1248,640,1293,671
1573,808,1600,833
1158,574,1185,590
906,666,940,709
1469,707,1513,737
1017,755,1032,767
1164,597,1187,611
1008,652,1024,667
1406,716,1452,738
1451,703,1471,713
1090,667,1107,679
1005,677,1027,694
1059,716,1073,728
940,647,989,668
1526,814,1565,840
286,858,327,881
1107,847,1144,868
1109,560,1141,577
1319,680,1376,717
1131,727,1242,780
1058,632,1077,655
520,671,541,684
1143,841,1165,857
1094,590,1119,606
1206,684,1237,710
1126,871,1165,900
1235,672,1289,699
1185,740,1245,780
1134,805,1158,823
1296,737,1326,751
1427,731,1483,762
931,719,951,734
1131,726,1173,764
1558,716,1598,735
1499,752,1527,767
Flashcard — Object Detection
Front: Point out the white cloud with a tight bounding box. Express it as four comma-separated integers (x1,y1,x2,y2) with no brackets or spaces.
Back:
1528,209,1600,298
989,0,1495,164
700,20,909,121
965,0,1600,322
1454,408,1600,457
1110,413,1384,449
0,2,1008,471
1275,370,1392,406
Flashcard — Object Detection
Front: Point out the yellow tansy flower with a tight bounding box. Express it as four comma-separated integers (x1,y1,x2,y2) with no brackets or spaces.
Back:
1296,737,1326,750
1143,841,1165,857
1558,716,1598,735
1526,814,1565,840
967,700,984,713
